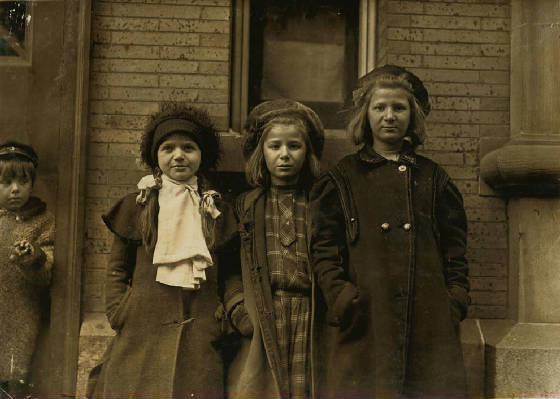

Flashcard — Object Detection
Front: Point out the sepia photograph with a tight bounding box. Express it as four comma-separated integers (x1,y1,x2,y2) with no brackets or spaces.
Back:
0,0,559,398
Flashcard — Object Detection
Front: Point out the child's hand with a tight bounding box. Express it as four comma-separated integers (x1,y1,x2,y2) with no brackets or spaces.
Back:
8,239,49,284
10,239,34,260
231,303,253,337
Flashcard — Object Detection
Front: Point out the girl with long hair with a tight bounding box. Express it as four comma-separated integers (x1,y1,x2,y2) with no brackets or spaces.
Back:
89,103,238,398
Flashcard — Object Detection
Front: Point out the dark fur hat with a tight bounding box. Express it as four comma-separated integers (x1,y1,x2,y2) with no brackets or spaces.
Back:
0,141,38,168
140,103,221,174
354,64,431,116
243,99,325,160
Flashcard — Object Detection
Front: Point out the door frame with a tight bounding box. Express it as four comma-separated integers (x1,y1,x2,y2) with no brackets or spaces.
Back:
48,0,91,396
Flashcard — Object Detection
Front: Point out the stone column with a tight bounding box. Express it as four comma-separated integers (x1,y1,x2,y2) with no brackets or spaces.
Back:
480,0,560,396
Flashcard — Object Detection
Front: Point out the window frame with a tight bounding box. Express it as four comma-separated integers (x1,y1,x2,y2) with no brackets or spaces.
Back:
230,0,377,132
0,1,33,65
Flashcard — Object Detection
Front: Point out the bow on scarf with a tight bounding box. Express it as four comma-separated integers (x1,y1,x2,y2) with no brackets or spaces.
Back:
135,174,221,289
136,174,221,220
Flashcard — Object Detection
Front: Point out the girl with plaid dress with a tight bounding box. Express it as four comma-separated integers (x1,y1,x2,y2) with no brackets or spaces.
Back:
224,100,324,399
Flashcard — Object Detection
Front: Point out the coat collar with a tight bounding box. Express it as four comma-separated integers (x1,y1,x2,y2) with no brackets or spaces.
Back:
0,196,46,220
358,143,418,168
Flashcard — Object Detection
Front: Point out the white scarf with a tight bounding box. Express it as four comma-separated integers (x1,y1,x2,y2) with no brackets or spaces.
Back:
137,174,221,289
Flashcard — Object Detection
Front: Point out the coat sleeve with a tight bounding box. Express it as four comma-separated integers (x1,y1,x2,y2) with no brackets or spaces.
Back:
219,196,244,315
36,212,55,286
105,235,136,330
310,174,360,327
213,199,242,308
215,196,251,338
435,168,470,322
102,194,140,330
13,211,55,287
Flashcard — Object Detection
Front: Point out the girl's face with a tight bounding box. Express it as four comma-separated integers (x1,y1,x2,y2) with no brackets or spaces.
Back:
157,133,201,183
367,87,411,150
263,124,307,186
0,176,32,211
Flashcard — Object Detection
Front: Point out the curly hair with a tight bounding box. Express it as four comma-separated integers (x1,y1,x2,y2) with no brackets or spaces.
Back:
139,102,221,175
347,68,428,148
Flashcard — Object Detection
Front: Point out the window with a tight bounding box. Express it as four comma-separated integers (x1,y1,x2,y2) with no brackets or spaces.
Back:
0,1,32,62
231,0,376,131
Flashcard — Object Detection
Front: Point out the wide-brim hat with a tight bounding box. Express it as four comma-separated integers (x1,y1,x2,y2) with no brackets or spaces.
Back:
243,99,325,160
353,64,431,116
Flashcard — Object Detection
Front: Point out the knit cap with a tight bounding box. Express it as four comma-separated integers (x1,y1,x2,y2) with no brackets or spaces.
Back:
140,105,221,173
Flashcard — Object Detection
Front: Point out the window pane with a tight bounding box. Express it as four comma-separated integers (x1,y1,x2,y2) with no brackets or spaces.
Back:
250,1,358,129
0,1,27,56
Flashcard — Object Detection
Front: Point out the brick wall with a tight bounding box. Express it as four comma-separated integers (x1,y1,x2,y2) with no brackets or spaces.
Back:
377,0,510,319
77,0,511,395
83,0,511,320
84,0,232,314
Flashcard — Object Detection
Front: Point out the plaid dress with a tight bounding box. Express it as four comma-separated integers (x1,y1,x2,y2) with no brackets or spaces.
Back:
265,187,311,399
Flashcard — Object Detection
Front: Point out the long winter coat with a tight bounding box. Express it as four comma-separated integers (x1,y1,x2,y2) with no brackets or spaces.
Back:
89,193,238,399
310,146,469,399
0,197,54,382
224,188,317,399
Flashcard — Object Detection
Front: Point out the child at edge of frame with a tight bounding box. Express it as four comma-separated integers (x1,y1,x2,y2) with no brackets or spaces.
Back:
0,141,55,399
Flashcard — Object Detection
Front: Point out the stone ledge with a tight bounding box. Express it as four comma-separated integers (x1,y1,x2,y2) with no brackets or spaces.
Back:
480,135,560,197
76,313,114,399
79,312,115,337
485,322,560,398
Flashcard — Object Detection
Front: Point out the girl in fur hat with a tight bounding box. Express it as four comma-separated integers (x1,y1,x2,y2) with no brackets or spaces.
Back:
310,65,469,398
0,141,54,399
88,103,239,398
224,99,324,399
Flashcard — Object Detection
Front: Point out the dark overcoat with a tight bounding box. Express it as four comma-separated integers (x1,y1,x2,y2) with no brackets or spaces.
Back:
225,188,318,399
310,146,470,399
89,193,238,399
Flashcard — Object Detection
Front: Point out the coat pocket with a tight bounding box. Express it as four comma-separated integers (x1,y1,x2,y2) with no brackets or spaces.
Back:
446,291,463,328
107,286,133,331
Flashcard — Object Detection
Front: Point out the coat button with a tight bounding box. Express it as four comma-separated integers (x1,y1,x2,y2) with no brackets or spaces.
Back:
403,223,412,231
381,222,390,231
398,165,407,172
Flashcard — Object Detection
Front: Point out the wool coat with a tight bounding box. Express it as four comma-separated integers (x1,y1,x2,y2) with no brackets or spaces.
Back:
310,146,469,399
89,193,238,399
0,197,54,382
224,188,318,399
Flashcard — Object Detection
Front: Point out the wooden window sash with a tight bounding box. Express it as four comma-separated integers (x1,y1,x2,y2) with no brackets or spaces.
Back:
230,0,377,132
